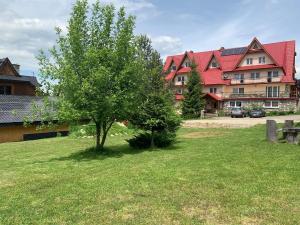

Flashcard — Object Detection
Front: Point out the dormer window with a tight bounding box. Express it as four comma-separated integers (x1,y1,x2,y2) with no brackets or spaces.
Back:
0,85,12,95
211,61,218,68
246,58,253,65
252,43,258,49
177,76,185,82
184,62,191,67
171,65,177,71
259,56,265,64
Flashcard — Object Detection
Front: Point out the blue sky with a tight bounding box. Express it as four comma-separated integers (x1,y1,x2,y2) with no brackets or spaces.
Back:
0,0,299,78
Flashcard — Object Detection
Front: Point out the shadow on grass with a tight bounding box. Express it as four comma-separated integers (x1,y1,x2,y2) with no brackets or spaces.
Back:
47,141,182,162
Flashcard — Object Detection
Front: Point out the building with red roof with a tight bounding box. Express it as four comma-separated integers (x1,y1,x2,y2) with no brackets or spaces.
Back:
164,38,299,113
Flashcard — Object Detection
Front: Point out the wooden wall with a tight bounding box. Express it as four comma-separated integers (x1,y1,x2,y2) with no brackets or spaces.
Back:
0,124,69,143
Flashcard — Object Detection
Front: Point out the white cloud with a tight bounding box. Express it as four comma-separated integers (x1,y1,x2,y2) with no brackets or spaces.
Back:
0,0,158,74
151,36,183,58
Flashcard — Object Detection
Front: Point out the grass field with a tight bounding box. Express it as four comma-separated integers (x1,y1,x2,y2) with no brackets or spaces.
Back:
0,126,299,225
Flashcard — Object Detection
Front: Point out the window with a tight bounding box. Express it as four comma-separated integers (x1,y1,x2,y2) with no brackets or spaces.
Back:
177,76,185,83
259,56,265,64
230,101,242,108
246,58,253,65
184,62,191,67
209,88,217,93
264,101,279,108
0,86,12,95
252,43,258,49
171,65,176,71
234,74,244,80
250,72,260,79
211,61,218,68
233,88,244,94
176,89,183,94
266,86,280,97
268,71,279,78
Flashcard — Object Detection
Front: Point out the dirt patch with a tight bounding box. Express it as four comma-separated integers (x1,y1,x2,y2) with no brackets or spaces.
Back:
181,131,229,139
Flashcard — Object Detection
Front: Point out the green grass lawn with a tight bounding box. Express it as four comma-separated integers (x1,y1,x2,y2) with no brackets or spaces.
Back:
0,126,299,225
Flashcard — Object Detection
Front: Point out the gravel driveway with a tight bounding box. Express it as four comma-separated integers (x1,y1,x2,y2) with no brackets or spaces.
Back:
183,115,300,128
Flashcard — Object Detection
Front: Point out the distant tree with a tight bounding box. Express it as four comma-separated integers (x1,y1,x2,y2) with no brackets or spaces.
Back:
129,35,181,148
182,61,205,118
37,0,139,151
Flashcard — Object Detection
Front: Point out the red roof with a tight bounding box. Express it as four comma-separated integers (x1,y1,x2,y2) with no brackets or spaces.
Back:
177,67,191,74
205,93,223,101
164,38,296,85
175,94,184,100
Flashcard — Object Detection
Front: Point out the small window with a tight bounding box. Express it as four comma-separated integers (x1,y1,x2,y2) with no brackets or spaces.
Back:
266,86,280,98
233,88,244,94
273,71,279,77
246,58,253,65
171,65,177,71
264,101,279,108
211,61,218,68
184,62,190,67
177,76,181,82
252,43,258,49
268,71,279,78
259,56,265,64
230,101,242,108
234,74,244,80
0,86,12,95
250,72,260,79
176,89,183,94
209,88,217,93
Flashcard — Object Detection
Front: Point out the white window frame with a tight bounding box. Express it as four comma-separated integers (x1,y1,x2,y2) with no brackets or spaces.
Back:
259,56,265,64
264,101,279,108
209,88,217,94
268,71,279,78
250,72,260,80
233,88,244,94
184,62,190,67
246,58,253,65
230,101,242,108
234,74,244,80
266,86,280,98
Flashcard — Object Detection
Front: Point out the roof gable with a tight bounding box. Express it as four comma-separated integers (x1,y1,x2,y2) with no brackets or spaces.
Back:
233,37,280,69
164,38,296,85
0,58,20,76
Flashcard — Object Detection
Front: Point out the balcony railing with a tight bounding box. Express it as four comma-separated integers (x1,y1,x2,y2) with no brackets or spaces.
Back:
222,91,296,99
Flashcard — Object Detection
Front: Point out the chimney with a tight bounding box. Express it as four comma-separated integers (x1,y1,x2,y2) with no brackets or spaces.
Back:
219,47,225,51
13,64,20,74
189,50,194,53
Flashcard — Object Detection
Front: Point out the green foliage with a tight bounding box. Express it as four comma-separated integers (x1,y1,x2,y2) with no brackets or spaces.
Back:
129,35,181,148
37,0,138,150
127,131,176,149
181,61,205,119
245,102,264,111
71,123,131,137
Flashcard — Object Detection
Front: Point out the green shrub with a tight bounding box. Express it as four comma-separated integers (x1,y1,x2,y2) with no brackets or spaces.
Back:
71,122,131,138
127,131,176,149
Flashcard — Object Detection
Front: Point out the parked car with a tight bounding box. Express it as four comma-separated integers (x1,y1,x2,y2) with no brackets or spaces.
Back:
230,107,248,118
249,109,266,118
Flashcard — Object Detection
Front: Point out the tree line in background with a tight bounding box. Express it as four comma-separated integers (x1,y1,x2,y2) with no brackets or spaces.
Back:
37,0,181,151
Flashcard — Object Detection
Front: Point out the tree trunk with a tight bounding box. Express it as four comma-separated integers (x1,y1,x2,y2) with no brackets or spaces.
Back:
99,121,114,150
150,129,155,149
95,122,102,151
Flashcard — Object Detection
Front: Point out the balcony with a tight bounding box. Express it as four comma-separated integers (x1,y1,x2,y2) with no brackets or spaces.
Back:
222,91,296,99
230,76,281,85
